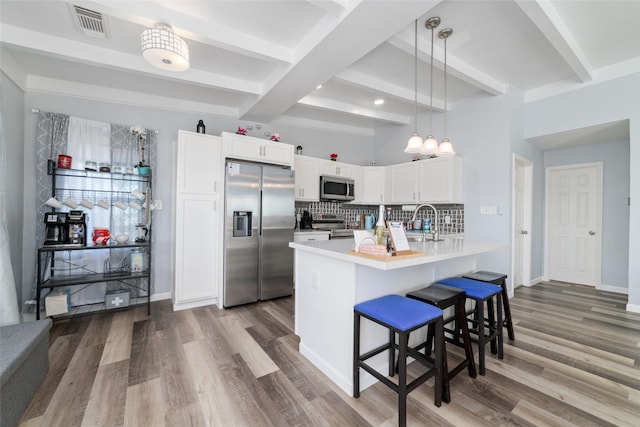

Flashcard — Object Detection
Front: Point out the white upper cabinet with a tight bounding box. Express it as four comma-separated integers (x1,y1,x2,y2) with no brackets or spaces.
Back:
222,132,293,166
359,166,386,204
294,155,320,201
389,162,419,203
318,159,353,178
417,156,462,203
390,157,462,204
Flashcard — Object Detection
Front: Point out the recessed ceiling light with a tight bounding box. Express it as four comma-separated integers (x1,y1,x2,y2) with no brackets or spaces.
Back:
316,84,322,90
374,99,384,105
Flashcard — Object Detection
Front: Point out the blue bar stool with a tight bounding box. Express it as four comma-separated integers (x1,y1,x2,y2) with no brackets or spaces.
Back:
463,271,514,340
406,284,477,402
437,277,503,375
354,295,444,427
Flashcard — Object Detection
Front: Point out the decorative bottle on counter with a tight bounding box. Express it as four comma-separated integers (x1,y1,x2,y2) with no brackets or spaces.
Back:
375,204,386,246
196,120,206,134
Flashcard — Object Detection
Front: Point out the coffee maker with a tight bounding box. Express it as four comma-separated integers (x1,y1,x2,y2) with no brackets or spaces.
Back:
44,212,69,245
67,210,87,245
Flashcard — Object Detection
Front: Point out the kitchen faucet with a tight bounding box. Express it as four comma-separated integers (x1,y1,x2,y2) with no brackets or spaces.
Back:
410,203,442,241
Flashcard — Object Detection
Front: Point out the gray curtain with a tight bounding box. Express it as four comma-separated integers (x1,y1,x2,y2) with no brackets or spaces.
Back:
35,112,70,244
33,115,157,302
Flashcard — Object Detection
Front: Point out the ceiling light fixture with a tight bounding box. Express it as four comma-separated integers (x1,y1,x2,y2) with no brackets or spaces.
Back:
404,19,424,153
437,27,456,157
141,23,190,72
316,84,323,90
421,16,441,156
374,99,384,105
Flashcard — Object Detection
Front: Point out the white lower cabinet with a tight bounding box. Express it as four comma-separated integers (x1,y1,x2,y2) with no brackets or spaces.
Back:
293,231,330,242
174,131,223,310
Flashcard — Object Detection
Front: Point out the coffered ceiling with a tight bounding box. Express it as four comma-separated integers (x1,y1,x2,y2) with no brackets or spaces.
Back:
1,0,638,143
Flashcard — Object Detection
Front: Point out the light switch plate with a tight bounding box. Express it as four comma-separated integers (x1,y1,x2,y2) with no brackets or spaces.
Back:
481,206,498,215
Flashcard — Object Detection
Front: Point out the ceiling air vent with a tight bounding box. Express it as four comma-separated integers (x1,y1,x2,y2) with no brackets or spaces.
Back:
72,5,109,39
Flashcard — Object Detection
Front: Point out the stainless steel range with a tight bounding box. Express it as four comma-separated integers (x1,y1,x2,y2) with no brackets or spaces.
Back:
311,214,353,239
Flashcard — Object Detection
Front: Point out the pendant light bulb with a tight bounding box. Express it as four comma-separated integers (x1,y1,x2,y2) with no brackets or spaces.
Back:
420,17,441,156
404,20,422,154
438,27,455,157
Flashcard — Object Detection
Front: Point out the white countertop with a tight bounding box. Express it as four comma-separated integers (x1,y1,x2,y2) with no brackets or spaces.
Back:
289,237,508,270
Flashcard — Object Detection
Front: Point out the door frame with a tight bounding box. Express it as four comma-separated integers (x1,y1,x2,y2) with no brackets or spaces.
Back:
511,154,533,290
544,162,603,285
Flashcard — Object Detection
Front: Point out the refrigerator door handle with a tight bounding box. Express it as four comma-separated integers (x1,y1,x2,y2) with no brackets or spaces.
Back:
259,191,263,236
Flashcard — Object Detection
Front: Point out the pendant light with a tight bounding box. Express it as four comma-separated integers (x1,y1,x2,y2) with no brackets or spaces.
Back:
437,27,456,157
404,20,423,153
421,17,441,156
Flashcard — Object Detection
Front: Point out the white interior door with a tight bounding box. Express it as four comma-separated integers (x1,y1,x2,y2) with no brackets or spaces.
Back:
512,155,532,288
546,163,602,286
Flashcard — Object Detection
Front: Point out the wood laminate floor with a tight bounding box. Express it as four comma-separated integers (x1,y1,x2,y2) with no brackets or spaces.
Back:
18,281,640,426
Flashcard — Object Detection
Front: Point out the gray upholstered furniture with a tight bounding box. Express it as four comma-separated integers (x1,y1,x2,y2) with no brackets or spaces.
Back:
0,319,52,427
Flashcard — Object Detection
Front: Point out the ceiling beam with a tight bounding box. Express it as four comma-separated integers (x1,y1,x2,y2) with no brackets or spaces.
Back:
515,0,592,82
71,0,292,63
387,30,506,96
335,69,445,111
299,95,410,124
0,24,262,95
306,0,353,17
239,0,443,123
27,76,238,117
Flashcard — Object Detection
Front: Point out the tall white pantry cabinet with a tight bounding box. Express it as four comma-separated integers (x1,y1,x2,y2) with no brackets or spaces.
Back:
173,130,223,310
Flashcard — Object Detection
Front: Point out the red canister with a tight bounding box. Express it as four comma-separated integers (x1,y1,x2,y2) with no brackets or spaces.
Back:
92,228,110,245
57,154,72,169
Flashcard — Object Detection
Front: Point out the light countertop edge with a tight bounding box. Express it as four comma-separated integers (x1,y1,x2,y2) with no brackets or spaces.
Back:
289,238,509,271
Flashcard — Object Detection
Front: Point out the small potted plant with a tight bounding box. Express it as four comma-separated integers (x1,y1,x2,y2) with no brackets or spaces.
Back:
330,153,338,161
236,126,247,135
131,127,150,175
270,132,281,142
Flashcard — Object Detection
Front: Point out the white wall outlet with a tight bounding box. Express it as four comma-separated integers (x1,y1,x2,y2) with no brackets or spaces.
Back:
480,206,498,215
153,200,163,210
444,215,451,224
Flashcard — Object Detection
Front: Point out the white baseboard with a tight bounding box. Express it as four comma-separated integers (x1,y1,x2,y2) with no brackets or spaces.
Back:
522,276,544,287
626,303,640,314
172,297,218,312
596,284,628,294
151,292,172,302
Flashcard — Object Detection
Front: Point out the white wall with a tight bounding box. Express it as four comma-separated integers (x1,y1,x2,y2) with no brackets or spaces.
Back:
544,140,630,291
525,73,640,311
373,88,537,288
1,72,25,305
18,92,374,305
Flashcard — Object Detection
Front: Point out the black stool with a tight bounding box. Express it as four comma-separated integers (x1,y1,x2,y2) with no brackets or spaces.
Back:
437,277,503,375
463,271,514,341
406,284,477,403
354,295,444,427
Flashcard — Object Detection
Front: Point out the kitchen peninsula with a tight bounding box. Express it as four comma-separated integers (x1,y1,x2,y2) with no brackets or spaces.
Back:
289,237,507,395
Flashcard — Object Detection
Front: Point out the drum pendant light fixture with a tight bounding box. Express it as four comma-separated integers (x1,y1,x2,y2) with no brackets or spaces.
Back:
438,27,456,156
141,23,190,71
421,17,441,156
404,20,424,153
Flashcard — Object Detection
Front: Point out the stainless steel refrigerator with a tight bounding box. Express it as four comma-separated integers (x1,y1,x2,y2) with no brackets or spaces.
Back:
223,161,295,307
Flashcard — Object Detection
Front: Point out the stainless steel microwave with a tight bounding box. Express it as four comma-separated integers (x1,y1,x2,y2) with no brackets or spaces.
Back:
320,175,355,201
